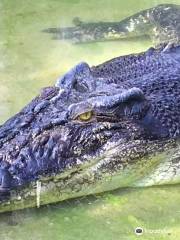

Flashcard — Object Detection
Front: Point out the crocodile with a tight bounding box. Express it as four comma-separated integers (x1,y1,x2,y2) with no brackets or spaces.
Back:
44,4,180,46
0,44,180,212
0,5,180,213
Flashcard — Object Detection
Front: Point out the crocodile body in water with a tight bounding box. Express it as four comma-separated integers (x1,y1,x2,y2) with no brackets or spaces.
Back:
44,4,180,46
0,5,180,212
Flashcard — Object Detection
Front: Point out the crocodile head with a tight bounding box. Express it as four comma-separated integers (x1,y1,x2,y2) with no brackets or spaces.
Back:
0,50,180,212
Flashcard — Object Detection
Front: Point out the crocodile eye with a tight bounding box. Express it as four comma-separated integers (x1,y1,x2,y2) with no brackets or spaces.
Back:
77,111,93,122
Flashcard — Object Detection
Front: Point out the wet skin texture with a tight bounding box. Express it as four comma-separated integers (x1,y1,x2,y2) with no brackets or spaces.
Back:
0,4,180,211
44,4,180,46
0,44,180,206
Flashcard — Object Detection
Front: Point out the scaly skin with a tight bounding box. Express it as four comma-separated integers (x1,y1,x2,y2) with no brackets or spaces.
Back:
0,43,180,212
44,4,180,46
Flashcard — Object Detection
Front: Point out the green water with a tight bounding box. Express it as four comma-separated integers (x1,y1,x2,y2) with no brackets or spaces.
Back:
0,0,180,239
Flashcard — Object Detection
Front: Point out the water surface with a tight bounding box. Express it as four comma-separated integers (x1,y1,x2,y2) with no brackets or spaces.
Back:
0,0,180,239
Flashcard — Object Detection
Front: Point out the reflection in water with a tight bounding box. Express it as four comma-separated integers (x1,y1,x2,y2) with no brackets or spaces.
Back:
0,186,180,240
0,0,180,239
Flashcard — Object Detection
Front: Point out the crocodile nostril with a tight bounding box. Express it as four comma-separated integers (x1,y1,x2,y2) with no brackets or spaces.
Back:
0,168,12,192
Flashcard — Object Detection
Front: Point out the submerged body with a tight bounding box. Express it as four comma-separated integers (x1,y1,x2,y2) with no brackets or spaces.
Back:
0,43,180,212
44,4,180,46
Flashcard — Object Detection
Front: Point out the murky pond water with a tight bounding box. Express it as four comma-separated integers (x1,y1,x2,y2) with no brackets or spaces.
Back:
0,0,180,239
